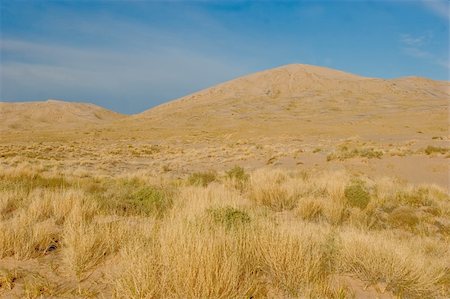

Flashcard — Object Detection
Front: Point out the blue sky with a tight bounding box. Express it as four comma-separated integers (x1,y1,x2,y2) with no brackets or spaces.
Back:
1,0,449,114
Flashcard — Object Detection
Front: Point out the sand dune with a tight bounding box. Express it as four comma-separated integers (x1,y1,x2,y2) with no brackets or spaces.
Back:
2,64,448,141
125,64,448,140
0,99,124,131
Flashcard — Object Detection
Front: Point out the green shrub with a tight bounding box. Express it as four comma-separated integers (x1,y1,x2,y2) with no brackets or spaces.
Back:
225,166,249,191
344,181,370,209
226,166,249,182
207,206,251,229
93,180,173,217
188,171,217,187
126,187,173,217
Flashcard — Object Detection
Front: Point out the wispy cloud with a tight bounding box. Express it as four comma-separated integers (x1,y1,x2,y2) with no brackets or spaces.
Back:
400,34,428,47
1,37,250,113
400,31,449,70
421,0,450,19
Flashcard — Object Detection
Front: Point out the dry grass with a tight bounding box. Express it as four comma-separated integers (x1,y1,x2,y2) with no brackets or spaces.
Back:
0,166,449,298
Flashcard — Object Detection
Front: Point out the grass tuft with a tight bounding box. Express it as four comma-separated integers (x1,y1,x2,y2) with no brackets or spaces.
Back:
188,171,217,187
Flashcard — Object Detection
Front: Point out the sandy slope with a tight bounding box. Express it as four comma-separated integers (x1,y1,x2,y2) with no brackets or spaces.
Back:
127,64,448,140
0,99,124,131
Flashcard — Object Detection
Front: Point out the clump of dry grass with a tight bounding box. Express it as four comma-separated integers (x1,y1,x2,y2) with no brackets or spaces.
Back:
23,273,59,299
62,219,126,279
187,171,217,187
247,169,297,211
339,230,447,298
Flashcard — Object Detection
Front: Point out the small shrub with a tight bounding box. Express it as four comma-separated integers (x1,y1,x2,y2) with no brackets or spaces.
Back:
188,171,217,187
207,206,251,229
424,146,448,155
226,166,249,191
359,148,383,159
327,147,383,161
344,181,370,209
226,166,249,182
129,187,173,217
94,181,173,217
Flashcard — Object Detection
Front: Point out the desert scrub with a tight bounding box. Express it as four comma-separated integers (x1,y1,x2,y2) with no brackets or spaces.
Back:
344,180,371,209
0,173,70,193
188,171,217,187
394,187,434,208
226,166,249,191
226,166,249,182
256,226,339,297
296,197,324,222
62,220,129,278
424,145,448,155
388,206,419,230
327,146,383,161
91,179,174,217
339,231,446,298
207,206,251,229
248,169,297,211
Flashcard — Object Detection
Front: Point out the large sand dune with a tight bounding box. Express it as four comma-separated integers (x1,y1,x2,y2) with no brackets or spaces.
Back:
122,64,448,141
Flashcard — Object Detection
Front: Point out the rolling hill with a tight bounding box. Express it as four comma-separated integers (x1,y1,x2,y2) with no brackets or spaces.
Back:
0,99,124,132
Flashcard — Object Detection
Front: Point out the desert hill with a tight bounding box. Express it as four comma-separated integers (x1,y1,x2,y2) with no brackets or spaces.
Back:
0,99,124,132
125,64,448,140
1,64,448,143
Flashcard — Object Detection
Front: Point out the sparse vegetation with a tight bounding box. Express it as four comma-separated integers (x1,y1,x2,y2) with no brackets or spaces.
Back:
0,166,449,298
188,171,217,187
424,145,448,155
327,145,383,161
207,206,251,229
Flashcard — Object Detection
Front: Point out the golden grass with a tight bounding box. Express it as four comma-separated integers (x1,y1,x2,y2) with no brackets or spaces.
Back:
0,166,449,298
